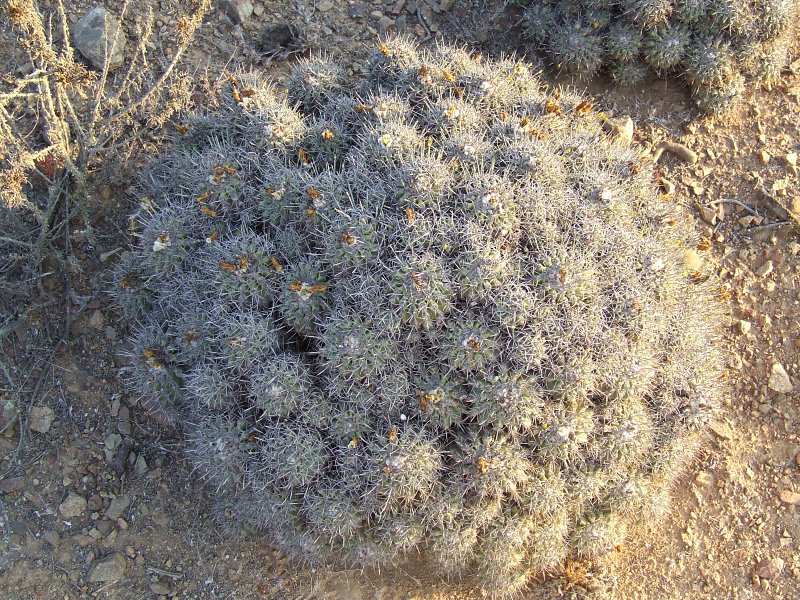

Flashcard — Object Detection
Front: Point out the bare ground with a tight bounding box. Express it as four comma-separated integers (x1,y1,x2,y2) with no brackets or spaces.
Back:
1,1,799,599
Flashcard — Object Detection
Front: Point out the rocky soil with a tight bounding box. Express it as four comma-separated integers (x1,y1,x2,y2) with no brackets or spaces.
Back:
1,1,799,598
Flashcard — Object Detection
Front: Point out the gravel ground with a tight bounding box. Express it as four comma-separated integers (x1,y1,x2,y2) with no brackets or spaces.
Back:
1,1,799,598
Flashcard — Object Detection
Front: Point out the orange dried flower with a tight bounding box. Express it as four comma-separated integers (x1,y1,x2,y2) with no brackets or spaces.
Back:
409,272,427,290
545,99,562,115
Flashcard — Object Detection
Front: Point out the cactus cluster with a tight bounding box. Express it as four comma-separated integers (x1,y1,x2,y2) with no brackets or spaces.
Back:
523,0,798,112
113,39,724,598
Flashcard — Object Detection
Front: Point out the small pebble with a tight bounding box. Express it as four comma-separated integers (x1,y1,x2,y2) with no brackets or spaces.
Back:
768,363,792,393
695,471,713,485
755,557,784,580
348,3,367,18
658,177,675,194
390,0,407,15
88,552,127,583
698,205,716,225
376,15,394,31
150,580,172,595
104,433,122,451
59,492,88,519
89,310,105,329
755,260,774,278
28,406,55,434
105,494,131,521
604,116,634,145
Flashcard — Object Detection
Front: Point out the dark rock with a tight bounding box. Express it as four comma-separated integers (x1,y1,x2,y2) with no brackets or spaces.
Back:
73,7,126,71
219,0,254,25
349,3,367,18
376,16,395,32
109,438,134,474
104,494,131,521
0,477,25,495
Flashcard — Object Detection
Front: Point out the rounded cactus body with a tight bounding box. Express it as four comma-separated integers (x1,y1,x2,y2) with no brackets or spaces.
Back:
643,23,693,72
610,59,651,86
249,353,314,417
547,17,606,77
523,0,799,113
114,40,724,598
605,22,643,63
621,0,674,26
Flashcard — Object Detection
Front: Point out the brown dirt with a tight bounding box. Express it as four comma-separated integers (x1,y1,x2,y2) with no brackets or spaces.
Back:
1,1,799,599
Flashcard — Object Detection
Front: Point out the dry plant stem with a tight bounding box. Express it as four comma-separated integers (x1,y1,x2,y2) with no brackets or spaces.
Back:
0,497,10,554
0,344,63,485
705,198,760,217
97,0,211,135
0,360,20,436
2,0,211,199
146,566,186,579
0,0,210,336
